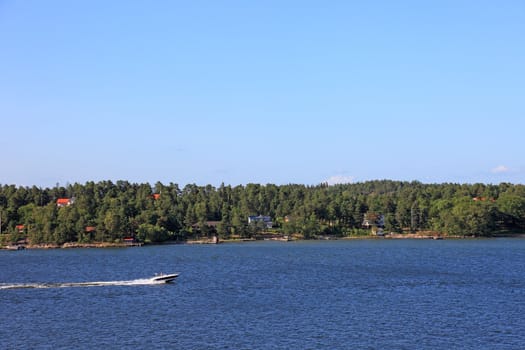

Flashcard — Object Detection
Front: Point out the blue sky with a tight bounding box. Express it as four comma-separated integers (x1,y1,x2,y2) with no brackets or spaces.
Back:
1,1,524,187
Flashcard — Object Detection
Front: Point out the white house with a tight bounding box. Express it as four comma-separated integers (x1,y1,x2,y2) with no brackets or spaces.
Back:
248,215,273,229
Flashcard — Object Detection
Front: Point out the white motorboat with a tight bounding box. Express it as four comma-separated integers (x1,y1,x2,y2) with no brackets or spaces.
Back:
150,273,179,283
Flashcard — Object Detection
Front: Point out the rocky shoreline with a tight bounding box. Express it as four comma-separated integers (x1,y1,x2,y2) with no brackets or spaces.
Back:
2,242,144,250
3,232,524,250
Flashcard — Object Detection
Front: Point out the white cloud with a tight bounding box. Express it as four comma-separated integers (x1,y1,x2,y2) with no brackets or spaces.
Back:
325,175,355,185
491,165,510,174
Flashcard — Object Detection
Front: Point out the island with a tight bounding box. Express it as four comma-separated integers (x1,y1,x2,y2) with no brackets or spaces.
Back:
1,180,524,249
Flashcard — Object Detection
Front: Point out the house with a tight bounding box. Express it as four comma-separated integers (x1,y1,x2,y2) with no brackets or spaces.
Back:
191,221,220,233
151,194,161,200
248,215,273,229
85,226,96,239
190,222,220,243
473,197,495,202
56,198,74,207
16,224,25,233
123,237,143,246
123,237,136,245
362,213,385,229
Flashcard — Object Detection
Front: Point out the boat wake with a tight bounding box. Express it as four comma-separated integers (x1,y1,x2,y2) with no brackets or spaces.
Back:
0,278,171,290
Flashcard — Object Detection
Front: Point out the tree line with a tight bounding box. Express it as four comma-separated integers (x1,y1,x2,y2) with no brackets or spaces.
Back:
0,180,524,245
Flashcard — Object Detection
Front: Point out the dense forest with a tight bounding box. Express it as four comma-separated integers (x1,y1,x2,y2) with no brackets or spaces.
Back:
1,180,524,245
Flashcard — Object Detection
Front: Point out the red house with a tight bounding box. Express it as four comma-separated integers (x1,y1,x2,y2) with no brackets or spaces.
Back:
56,198,73,207
123,237,137,245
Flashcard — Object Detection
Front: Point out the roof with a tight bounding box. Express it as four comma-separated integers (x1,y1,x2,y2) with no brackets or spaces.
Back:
56,198,71,205
248,215,272,222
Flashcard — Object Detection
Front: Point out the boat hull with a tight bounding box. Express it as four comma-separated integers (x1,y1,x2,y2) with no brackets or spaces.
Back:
150,273,179,283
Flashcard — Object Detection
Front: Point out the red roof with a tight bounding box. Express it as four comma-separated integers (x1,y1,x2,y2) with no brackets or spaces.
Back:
152,194,161,200
16,224,25,230
85,226,96,232
56,198,71,205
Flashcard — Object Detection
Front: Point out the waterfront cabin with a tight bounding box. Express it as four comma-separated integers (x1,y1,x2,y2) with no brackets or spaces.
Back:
248,215,273,229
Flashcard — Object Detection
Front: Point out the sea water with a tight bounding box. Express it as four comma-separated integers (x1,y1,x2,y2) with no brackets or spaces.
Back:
1,239,524,349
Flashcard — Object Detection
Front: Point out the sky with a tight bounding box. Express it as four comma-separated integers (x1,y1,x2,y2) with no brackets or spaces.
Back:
1,0,524,188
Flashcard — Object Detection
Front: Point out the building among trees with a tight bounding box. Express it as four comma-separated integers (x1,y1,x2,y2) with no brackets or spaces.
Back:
248,215,273,229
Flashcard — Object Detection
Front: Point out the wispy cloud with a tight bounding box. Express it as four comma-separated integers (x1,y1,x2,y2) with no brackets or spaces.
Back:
491,165,510,174
325,175,355,185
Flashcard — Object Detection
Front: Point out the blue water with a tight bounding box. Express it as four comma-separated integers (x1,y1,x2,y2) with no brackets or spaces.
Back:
1,239,524,349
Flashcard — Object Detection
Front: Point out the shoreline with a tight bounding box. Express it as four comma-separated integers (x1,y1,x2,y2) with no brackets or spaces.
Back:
2,232,525,250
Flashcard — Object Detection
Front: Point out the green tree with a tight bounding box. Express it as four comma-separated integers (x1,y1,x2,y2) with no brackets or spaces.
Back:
447,199,496,236
497,194,525,229
137,223,169,243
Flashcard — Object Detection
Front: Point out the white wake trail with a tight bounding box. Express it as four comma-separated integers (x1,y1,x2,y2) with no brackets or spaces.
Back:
0,278,167,290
